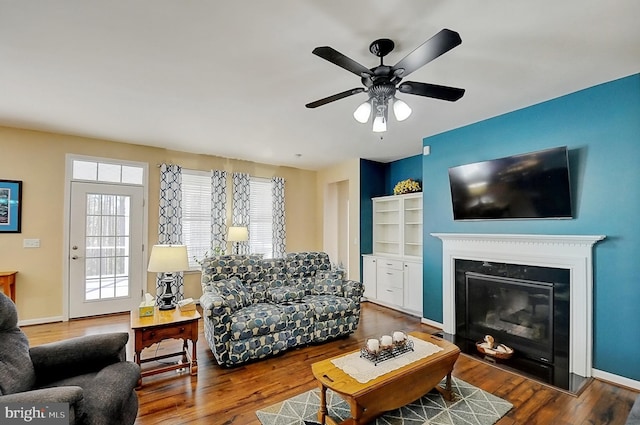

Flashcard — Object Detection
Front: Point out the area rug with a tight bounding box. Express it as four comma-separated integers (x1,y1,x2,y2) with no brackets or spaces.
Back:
256,377,512,425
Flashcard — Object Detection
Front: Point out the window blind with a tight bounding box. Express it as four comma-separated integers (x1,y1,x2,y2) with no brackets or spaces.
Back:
249,178,273,258
181,170,211,269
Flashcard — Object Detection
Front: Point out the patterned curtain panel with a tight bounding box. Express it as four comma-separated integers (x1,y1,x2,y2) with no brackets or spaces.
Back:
157,164,185,303
272,176,286,258
232,172,250,255
211,170,227,254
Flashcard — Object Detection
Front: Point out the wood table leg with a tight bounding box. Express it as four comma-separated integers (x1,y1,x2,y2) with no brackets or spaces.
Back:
317,384,327,425
436,372,454,401
190,339,198,375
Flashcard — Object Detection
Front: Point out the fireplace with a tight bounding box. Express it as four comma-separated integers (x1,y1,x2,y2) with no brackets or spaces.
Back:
454,259,570,388
431,233,605,392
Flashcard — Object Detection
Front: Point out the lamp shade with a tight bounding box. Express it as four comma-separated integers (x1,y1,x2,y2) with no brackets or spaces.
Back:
147,244,189,273
372,115,387,133
353,101,372,123
393,98,412,121
227,226,249,242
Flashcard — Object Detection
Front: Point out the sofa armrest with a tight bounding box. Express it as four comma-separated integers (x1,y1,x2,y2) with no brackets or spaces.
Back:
343,279,364,303
0,386,84,404
199,291,235,364
199,291,236,316
29,333,129,387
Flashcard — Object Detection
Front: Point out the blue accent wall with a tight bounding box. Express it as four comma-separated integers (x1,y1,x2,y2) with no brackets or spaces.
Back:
359,159,387,280
387,154,422,195
420,73,640,381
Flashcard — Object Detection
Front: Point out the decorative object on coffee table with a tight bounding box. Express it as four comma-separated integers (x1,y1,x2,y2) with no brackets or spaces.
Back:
360,331,413,366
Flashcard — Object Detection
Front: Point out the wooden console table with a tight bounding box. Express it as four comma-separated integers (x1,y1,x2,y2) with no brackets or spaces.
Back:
0,271,17,302
130,307,200,388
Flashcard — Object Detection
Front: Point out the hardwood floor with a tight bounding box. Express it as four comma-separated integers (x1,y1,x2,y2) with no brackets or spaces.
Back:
21,302,638,425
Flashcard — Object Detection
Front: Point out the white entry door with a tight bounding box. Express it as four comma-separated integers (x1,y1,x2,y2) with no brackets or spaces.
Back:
69,182,144,318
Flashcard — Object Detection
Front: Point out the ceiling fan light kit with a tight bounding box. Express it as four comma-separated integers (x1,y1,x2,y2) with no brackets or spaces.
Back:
306,29,465,133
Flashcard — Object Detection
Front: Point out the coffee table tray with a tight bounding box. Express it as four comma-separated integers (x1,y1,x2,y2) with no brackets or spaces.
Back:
360,340,414,366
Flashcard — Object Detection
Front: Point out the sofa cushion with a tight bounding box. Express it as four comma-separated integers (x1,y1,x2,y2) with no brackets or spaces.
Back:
209,277,252,310
304,294,358,321
268,286,306,303
260,258,288,283
229,303,288,340
312,275,343,296
286,251,331,278
201,255,263,284
317,269,345,280
0,293,36,395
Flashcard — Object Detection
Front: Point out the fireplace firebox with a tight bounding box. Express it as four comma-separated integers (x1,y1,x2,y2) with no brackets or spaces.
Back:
453,259,571,389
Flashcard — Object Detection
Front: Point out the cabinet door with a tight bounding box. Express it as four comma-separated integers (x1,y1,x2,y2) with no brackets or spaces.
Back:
362,256,377,299
403,261,423,314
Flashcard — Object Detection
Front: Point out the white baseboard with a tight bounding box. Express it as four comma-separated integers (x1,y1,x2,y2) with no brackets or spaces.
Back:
593,368,640,391
421,317,443,329
18,316,65,327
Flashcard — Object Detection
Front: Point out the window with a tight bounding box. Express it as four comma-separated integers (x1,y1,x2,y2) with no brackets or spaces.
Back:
249,178,274,258
181,170,211,269
71,159,144,185
180,171,276,266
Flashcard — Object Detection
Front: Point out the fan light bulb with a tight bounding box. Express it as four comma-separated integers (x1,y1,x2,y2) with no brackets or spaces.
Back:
353,101,372,123
372,115,387,133
393,98,412,121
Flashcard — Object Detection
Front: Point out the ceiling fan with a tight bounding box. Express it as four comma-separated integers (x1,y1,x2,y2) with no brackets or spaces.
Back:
305,29,465,132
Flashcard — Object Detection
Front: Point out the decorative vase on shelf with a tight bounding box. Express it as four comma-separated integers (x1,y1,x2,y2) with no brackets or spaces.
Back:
393,179,422,195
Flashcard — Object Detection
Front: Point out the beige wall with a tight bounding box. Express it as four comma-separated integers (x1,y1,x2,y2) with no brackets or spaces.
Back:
0,126,320,322
316,158,361,281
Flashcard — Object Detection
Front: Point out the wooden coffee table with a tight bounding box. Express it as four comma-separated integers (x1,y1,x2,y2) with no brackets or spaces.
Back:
311,332,460,425
130,307,200,388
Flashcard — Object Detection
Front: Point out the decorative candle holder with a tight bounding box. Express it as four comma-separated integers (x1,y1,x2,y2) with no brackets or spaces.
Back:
360,331,414,366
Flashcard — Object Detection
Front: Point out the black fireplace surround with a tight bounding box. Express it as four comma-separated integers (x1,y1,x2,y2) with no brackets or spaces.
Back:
452,259,572,390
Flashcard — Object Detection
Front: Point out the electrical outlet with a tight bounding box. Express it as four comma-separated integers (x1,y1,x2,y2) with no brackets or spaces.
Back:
23,239,40,248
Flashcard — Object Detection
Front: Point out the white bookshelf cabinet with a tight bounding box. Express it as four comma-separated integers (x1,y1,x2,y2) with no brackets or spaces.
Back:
364,192,423,316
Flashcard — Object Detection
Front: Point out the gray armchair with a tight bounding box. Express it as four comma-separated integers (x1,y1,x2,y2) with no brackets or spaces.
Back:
0,292,140,425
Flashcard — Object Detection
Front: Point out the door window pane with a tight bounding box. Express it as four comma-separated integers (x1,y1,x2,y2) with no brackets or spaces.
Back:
84,193,132,301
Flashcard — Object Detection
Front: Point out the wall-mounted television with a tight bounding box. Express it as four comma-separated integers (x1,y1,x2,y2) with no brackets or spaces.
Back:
448,146,573,220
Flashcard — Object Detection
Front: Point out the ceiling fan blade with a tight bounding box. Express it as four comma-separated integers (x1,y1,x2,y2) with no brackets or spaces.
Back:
312,46,372,77
392,29,462,78
398,81,465,101
305,88,365,108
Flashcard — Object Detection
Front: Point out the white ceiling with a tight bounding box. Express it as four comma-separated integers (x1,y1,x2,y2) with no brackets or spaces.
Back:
1,1,639,170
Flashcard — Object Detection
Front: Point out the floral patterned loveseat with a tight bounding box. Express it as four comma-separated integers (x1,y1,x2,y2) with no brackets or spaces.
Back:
199,251,363,366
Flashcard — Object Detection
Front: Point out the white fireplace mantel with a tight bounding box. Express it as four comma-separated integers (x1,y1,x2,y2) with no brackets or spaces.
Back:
431,233,605,378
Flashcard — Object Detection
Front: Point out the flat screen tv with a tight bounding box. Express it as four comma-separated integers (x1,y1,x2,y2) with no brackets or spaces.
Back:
448,146,573,220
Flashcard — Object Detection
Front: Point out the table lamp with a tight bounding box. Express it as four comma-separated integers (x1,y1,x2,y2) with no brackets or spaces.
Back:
147,244,189,310
227,226,248,254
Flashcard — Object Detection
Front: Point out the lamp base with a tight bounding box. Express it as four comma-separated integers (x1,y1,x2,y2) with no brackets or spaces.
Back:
159,274,177,311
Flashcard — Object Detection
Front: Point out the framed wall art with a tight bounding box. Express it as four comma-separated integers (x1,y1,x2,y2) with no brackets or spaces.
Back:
0,179,22,233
